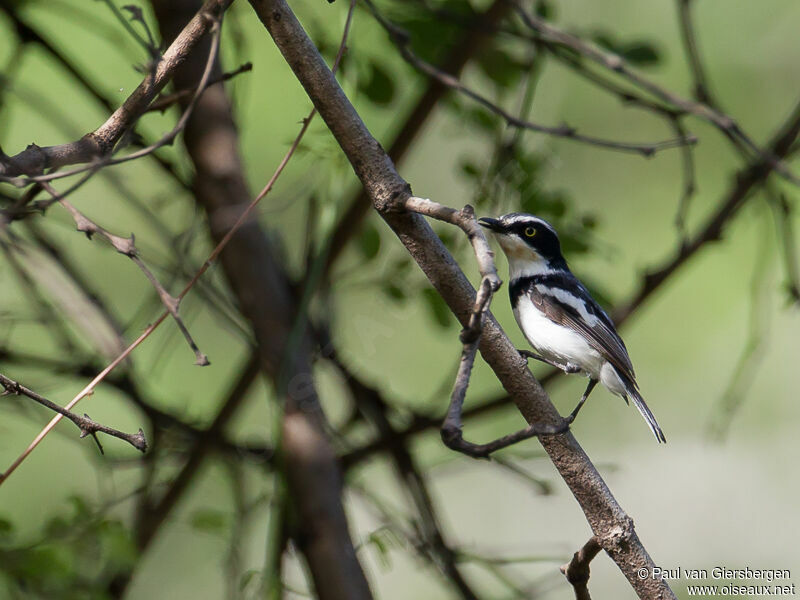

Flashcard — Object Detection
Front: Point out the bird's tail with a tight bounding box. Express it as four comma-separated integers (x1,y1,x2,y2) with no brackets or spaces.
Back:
627,387,666,443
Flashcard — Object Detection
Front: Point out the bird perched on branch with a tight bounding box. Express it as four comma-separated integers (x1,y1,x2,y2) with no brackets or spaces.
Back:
479,213,665,443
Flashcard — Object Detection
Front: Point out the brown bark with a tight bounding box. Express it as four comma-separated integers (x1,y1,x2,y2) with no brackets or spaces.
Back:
248,0,676,597
150,3,374,600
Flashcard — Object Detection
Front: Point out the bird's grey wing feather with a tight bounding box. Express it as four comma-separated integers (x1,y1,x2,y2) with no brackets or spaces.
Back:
529,286,636,385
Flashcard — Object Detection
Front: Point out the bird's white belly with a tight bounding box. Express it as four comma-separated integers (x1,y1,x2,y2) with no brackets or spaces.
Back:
514,301,605,378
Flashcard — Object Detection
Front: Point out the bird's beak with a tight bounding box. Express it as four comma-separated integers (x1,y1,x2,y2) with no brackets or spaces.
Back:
478,217,503,232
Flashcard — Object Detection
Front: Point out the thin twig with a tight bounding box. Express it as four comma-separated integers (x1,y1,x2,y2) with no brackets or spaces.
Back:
363,0,696,158
612,96,800,326
145,62,253,113
0,0,353,487
670,115,697,242
676,0,715,105
769,191,800,303
0,0,233,182
513,3,800,185
0,373,147,454
405,198,501,289
0,3,191,191
15,15,224,186
42,182,209,365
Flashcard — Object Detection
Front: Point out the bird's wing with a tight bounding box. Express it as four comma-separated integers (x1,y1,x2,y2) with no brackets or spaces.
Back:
527,279,636,384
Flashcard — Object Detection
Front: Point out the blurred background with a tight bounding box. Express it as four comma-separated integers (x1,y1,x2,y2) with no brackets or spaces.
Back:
1,0,799,598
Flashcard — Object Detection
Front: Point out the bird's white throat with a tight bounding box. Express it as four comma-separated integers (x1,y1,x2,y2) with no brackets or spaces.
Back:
493,233,554,280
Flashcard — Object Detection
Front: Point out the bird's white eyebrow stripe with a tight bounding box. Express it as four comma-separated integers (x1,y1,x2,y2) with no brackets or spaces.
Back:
499,213,558,235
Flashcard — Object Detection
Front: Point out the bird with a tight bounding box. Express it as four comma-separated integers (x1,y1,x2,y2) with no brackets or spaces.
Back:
479,212,666,443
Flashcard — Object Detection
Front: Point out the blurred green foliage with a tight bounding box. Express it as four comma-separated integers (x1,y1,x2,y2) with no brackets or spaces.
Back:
0,0,799,598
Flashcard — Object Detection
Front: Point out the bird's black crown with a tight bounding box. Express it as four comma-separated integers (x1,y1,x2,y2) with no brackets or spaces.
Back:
479,213,566,268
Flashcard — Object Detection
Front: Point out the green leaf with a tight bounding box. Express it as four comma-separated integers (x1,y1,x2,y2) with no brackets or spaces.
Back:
422,288,452,329
383,283,407,303
592,32,661,67
476,47,523,89
359,62,395,105
190,509,228,534
0,517,13,538
621,41,660,66
358,224,381,261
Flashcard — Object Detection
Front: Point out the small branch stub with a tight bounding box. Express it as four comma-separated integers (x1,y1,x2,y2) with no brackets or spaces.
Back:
561,536,602,600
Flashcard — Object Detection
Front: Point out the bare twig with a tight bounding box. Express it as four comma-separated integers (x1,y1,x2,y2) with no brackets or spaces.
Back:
613,97,800,326
560,537,602,600
0,373,146,454
0,2,191,190
441,275,565,458
12,14,224,187
145,61,253,112
405,198,501,289
769,192,800,303
676,0,715,105
0,0,232,182
322,0,511,275
707,204,774,439
0,6,309,485
42,182,209,365
363,0,696,158
513,3,800,186
670,115,698,241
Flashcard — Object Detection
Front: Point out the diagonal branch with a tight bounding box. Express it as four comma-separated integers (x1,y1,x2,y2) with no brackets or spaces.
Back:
323,0,511,274
613,97,800,326
0,2,191,191
0,0,232,181
248,1,675,597
43,183,209,365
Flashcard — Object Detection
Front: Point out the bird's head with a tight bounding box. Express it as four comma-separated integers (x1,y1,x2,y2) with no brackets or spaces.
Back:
479,213,567,278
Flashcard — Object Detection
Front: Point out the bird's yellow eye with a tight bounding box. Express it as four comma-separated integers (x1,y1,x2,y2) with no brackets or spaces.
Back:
524,226,536,238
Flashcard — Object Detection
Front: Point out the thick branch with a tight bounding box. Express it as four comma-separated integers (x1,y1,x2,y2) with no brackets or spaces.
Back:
248,1,674,597
323,0,511,273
